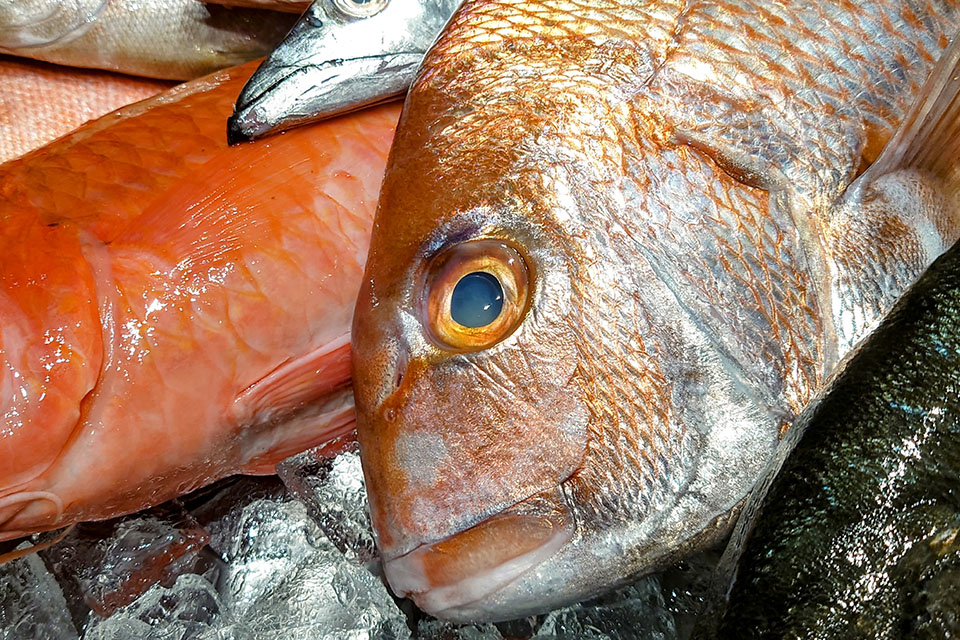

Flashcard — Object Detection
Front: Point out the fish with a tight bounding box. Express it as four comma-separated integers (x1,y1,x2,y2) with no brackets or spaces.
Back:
350,0,960,623
0,55,173,164
0,60,400,541
0,0,298,80
227,0,462,143
203,0,310,11
711,235,960,638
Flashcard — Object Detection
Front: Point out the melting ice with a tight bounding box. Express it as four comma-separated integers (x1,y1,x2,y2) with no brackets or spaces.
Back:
0,440,714,639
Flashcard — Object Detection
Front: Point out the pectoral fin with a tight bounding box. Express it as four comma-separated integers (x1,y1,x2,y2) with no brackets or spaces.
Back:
829,35,960,353
233,334,356,474
857,34,960,206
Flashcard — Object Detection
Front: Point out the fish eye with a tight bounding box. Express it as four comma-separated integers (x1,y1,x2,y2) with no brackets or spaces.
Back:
331,0,388,18
422,240,530,351
451,272,504,328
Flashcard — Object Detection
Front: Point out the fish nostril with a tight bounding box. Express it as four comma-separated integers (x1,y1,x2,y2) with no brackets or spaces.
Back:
393,349,408,390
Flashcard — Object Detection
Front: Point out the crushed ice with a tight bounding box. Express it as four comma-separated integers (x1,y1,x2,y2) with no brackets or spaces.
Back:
0,441,715,640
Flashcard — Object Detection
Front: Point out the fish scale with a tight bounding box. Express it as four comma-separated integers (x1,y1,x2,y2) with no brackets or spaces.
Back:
569,277,689,526
0,62,400,539
353,0,960,622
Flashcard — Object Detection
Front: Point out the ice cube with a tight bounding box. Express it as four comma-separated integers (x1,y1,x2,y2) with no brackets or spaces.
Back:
416,619,506,639
76,473,409,639
82,573,224,640
40,501,210,619
534,576,676,640
276,438,378,564
215,495,409,639
185,476,287,561
0,547,78,640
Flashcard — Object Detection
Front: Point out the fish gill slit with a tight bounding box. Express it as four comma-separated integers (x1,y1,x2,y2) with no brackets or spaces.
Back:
5,232,117,499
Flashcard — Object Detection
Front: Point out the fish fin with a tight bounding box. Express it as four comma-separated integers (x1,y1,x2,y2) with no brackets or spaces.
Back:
233,334,352,429
0,525,74,565
858,34,960,205
233,334,356,474
239,410,356,475
827,36,960,354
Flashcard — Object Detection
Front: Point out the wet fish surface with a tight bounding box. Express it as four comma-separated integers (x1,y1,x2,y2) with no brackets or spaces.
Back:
713,234,960,638
0,62,400,541
0,0,298,80
203,0,311,11
0,55,172,164
228,0,462,142
352,0,960,622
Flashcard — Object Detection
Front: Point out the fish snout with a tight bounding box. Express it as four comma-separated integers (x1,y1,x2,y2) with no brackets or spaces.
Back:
227,0,463,142
382,488,574,621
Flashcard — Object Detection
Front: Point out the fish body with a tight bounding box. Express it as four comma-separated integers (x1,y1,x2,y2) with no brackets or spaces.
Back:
714,237,960,638
0,62,400,540
228,0,463,142
203,0,310,12
0,55,172,164
352,0,960,622
0,0,297,80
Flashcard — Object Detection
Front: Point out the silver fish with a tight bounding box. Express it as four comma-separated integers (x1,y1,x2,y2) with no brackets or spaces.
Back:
0,0,297,80
351,0,960,623
227,0,461,143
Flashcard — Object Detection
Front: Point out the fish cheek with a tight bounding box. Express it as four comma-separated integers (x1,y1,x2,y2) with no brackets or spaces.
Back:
362,312,589,557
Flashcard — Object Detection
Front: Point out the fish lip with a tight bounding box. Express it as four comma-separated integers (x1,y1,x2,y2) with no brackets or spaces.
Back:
380,488,575,620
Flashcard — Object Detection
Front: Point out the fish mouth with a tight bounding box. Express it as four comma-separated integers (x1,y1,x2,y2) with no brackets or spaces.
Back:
227,51,419,143
226,0,439,143
382,490,575,621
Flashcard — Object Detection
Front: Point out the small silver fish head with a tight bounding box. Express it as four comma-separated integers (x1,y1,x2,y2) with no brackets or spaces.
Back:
227,0,461,143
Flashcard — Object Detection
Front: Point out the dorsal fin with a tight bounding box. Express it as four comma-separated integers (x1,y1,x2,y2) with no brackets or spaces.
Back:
859,34,960,206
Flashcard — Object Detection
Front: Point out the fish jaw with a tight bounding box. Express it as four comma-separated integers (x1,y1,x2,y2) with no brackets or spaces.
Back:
228,0,462,142
382,486,574,620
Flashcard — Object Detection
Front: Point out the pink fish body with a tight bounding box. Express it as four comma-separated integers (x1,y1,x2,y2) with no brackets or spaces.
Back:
0,61,399,540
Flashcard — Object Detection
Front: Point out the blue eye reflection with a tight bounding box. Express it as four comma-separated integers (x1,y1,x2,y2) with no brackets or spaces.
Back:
450,271,504,328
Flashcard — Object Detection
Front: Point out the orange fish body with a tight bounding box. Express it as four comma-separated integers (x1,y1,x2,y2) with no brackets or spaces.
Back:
0,61,400,540
0,55,172,164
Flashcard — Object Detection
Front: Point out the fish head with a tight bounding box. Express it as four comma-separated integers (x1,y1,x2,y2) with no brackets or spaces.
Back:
353,151,590,619
228,0,462,142
354,0,785,622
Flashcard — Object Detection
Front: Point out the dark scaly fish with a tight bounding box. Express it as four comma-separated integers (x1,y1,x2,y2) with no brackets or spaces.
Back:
712,235,960,638
352,0,960,622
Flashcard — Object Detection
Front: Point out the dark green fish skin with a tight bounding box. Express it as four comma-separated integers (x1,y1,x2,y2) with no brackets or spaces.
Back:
715,242,960,638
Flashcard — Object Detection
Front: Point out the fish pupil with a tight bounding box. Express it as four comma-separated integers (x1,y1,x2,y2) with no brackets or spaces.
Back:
450,272,504,328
